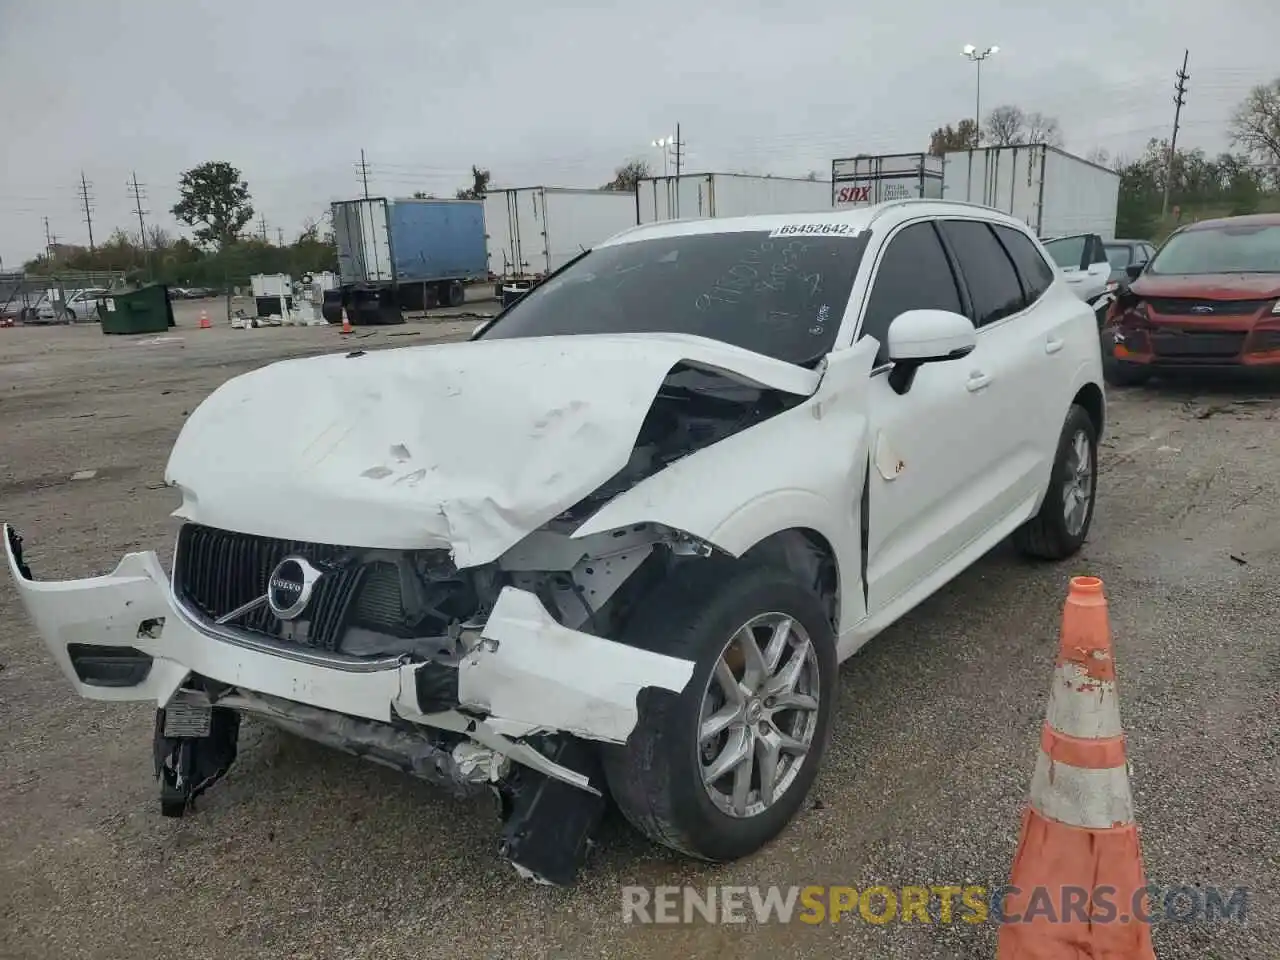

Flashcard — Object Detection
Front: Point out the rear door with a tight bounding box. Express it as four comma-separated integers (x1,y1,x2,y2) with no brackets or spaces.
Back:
939,219,1055,519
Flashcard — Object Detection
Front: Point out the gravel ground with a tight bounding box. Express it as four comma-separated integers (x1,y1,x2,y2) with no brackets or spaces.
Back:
0,318,1277,960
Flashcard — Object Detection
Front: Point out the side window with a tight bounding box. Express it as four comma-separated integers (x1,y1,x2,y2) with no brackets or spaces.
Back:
859,222,964,365
939,220,1026,327
1089,236,1109,265
993,225,1054,307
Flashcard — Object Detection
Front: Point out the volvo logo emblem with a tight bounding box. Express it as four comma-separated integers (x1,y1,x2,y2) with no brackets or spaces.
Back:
1190,305,1215,314
266,556,325,620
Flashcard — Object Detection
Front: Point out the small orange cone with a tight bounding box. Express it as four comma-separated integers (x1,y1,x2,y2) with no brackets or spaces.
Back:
340,309,353,335
997,576,1155,959
198,310,212,329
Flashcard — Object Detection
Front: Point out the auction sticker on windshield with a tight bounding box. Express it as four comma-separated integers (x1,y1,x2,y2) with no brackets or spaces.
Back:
769,223,864,238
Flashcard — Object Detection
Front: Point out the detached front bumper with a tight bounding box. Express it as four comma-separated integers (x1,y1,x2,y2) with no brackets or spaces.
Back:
3,524,695,790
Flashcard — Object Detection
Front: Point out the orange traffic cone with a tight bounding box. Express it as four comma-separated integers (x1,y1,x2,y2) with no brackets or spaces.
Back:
198,310,212,329
340,309,352,335
997,576,1155,959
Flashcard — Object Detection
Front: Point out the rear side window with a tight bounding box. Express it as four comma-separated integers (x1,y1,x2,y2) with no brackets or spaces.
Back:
939,220,1026,327
1043,234,1086,270
859,221,964,365
993,225,1055,306
1087,235,1109,266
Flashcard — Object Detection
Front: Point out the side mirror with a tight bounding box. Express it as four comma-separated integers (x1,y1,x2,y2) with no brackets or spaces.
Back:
886,309,977,395
1125,261,1145,281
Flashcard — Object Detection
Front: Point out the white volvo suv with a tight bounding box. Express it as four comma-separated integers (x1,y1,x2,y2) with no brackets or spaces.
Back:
5,200,1104,886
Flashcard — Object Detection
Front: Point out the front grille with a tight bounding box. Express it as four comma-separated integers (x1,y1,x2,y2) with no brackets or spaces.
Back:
1145,297,1270,317
175,524,365,652
1149,330,1247,358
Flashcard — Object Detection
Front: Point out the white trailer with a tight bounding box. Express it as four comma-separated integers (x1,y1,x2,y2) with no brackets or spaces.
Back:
941,144,1120,239
483,186,637,282
635,173,833,224
832,153,944,207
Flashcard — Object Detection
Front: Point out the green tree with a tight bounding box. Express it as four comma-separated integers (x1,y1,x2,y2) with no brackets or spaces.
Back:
601,159,652,191
928,119,978,155
171,161,254,249
455,165,492,200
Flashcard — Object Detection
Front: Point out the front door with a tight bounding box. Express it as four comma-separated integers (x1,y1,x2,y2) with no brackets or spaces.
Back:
853,219,1010,613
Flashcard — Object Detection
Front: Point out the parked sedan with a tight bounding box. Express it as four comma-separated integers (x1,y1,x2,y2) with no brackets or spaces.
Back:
35,288,109,322
1102,213,1280,385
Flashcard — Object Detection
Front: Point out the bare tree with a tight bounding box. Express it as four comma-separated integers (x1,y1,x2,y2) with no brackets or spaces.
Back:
985,105,1027,146
1229,78,1280,168
1085,147,1111,167
1025,111,1064,147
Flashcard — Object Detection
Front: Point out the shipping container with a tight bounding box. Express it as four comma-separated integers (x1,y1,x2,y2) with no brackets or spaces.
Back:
329,196,488,324
941,145,1120,239
635,173,833,224
483,187,636,282
831,153,944,207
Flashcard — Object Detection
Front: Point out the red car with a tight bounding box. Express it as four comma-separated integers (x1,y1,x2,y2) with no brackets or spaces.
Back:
1102,213,1280,386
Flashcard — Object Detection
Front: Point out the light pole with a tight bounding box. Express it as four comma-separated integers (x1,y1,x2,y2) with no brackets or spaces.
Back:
962,44,999,147
652,135,677,177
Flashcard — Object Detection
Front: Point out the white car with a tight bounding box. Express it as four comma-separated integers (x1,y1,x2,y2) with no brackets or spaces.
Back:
35,287,109,323
5,200,1104,885
1042,233,1116,324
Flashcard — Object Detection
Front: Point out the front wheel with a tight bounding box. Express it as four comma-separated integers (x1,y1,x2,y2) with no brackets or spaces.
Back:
1013,403,1098,561
602,561,837,862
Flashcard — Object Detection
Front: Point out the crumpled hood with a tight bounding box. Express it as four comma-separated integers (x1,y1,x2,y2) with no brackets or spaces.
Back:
166,332,820,568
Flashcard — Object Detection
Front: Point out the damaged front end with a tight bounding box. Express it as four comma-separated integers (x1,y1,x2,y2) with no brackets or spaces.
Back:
4,520,698,886
4,333,831,886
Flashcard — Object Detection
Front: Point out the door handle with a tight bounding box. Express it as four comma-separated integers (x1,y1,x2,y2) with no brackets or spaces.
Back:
1045,337,1065,354
966,372,993,392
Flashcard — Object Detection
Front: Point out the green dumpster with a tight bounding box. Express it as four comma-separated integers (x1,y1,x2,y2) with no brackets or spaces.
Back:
97,284,176,335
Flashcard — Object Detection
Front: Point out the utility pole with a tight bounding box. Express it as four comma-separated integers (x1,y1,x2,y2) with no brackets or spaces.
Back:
77,171,96,252
1161,49,1190,220
44,217,54,261
128,172,150,257
258,215,269,242
673,123,684,178
277,227,285,246
357,149,371,199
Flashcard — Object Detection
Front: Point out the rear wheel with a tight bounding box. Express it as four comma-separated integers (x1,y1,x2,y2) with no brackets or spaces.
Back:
602,560,837,862
1013,403,1098,560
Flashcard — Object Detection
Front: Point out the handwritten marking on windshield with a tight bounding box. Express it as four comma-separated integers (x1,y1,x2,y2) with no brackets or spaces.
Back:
695,239,810,311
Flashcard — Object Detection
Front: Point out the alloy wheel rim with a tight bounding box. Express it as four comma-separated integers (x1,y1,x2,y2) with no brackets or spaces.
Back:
1062,429,1094,537
697,612,821,819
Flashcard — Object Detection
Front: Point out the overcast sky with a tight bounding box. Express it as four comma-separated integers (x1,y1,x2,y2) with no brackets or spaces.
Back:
2,0,1278,266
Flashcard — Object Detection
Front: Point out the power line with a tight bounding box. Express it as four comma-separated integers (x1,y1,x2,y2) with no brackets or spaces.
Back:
77,171,96,253
1162,49,1191,218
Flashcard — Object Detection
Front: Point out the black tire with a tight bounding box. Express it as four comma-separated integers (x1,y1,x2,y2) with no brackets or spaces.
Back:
1100,329,1151,387
1102,357,1151,387
1013,403,1098,561
601,559,837,862
447,280,466,308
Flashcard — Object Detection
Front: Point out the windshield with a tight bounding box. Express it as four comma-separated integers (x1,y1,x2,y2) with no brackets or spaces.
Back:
1044,235,1086,270
1104,245,1132,269
1148,223,1280,275
477,229,869,365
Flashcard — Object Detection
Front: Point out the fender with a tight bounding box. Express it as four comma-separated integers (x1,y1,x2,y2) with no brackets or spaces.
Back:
573,339,880,632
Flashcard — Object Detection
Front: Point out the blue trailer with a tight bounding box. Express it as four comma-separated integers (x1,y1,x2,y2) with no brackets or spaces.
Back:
327,197,488,324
